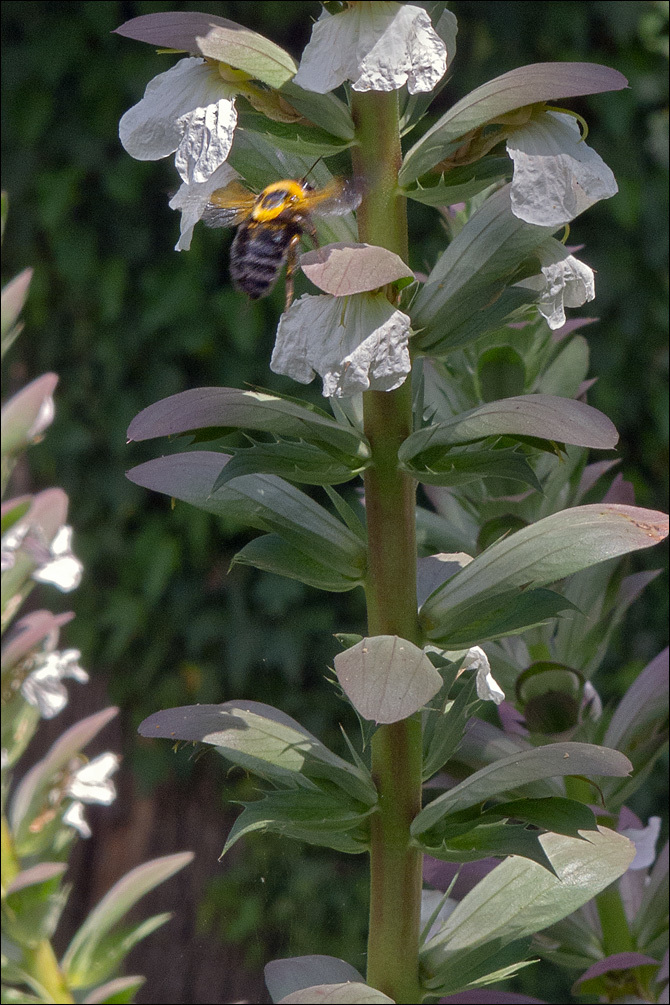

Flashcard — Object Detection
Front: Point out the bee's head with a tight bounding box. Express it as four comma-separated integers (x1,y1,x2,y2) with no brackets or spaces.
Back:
252,180,306,222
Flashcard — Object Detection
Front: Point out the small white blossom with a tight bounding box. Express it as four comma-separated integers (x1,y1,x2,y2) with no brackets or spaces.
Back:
20,649,88,719
517,239,595,330
271,292,411,398
620,816,662,871
461,646,505,705
294,2,447,95
169,161,239,251
66,752,120,806
507,110,618,226
62,801,92,839
119,57,238,184
32,526,83,592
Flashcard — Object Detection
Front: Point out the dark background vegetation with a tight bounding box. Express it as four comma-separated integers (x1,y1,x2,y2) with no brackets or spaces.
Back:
2,2,668,1003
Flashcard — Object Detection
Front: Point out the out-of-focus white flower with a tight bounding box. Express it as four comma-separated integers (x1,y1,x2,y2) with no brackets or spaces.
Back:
119,57,238,185
294,2,447,95
62,801,92,839
168,161,240,251
507,110,618,226
66,752,120,806
461,646,505,705
517,239,595,330
271,292,411,398
620,816,662,871
31,526,83,592
21,649,88,719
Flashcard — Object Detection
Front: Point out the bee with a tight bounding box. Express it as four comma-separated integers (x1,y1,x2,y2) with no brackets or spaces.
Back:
202,174,363,310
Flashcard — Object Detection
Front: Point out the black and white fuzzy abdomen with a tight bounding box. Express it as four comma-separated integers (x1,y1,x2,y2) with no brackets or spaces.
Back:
229,222,301,300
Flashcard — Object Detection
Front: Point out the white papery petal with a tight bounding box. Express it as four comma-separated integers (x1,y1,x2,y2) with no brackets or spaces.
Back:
120,57,236,179
620,816,662,871
271,292,411,398
518,241,595,329
62,801,91,838
173,99,237,184
508,111,618,226
461,645,505,705
21,649,88,719
32,526,83,592
67,752,120,805
168,161,240,251
293,2,446,95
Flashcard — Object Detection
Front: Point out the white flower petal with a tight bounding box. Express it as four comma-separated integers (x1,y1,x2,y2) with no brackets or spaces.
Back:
32,526,83,592
620,816,662,871
21,649,88,719
62,801,91,838
173,98,237,184
67,752,120,805
120,57,236,182
271,292,411,398
508,111,618,226
461,645,505,705
518,239,595,329
168,161,240,251
293,2,446,95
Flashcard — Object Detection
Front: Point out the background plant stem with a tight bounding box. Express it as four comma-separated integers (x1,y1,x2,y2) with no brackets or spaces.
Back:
351,89,424,1004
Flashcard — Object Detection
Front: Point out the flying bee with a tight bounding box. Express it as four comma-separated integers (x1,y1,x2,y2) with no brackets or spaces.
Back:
202,173,363,310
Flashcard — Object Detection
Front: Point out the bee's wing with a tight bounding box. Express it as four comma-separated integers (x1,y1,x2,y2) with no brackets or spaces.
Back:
307,177,364,218
202,181,257,229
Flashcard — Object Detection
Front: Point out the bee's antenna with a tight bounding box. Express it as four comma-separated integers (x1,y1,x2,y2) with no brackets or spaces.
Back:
301,156,324,184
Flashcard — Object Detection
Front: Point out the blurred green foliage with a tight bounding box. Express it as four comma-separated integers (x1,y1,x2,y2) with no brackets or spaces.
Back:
2,1,668,996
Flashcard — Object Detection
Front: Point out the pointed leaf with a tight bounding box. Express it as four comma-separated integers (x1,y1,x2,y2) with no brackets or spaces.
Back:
223,790,372,856
231,534,361,592
401,448,542,491
127,387,368,461
2,609,73,673
412,742,631,835
411,187,554,353
481,797,598,836
1,373,57,457
127,452,366,581
62,853,193,987
400,62,627,183
604,648,669,752
2,268,33,342
213,441,368,489
138,701,376,806
334,636,443,724
423,588,577,649
420,504,669,634
422,827,635,971
265,956,364,1005
423,672,479,781
115,13,297,87
403,158,512,206
400,395,618,461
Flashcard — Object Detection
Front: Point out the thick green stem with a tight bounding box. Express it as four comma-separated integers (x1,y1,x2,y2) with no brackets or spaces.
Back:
351,90,424,1004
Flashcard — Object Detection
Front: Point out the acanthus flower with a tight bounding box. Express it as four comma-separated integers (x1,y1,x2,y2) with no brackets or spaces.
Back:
461,646,505,705
293,2,447,95
119,56,238,186
21,648,88,719
517,237,595,330
63,752,121,839
507,109,618,226
271,291,411,398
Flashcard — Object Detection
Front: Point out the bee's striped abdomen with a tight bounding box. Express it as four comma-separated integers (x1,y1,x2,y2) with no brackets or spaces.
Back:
230,221,301,300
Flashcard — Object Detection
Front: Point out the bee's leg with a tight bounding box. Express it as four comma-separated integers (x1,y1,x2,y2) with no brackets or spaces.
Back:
284,233,302,311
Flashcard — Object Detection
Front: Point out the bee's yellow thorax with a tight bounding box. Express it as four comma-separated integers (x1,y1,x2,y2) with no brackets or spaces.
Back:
252,179,306,222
